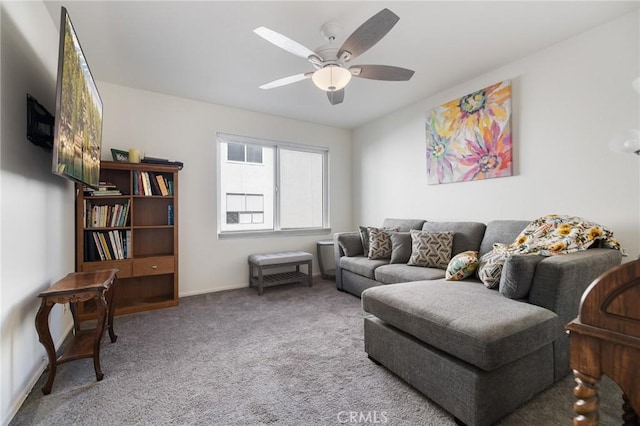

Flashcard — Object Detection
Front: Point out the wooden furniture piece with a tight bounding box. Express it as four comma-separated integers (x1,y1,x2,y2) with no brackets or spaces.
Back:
248,251,313,295
75,161,180,320
566,259,640,425
35,269,119,394
316,239,335,280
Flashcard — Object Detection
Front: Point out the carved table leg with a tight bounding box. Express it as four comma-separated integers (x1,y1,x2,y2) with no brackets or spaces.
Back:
92,293,107,382
623,393,639,426
69,301,80,334
106,278,118,343
573,370,600,426
35,299,56,394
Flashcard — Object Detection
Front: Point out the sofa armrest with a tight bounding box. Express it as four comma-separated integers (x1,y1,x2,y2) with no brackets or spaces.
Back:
334,232,362,290
528,248,623,326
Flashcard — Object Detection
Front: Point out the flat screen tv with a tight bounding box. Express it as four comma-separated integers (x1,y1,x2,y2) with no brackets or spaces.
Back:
51,6,102,189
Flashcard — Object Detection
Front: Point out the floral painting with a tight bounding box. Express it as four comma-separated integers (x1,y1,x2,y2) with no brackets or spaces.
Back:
426,80,512,184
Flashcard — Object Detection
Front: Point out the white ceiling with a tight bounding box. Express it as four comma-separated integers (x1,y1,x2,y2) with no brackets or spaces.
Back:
43,1,638,129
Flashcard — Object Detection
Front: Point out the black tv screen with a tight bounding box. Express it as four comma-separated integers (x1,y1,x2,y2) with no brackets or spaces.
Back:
51,7,102,189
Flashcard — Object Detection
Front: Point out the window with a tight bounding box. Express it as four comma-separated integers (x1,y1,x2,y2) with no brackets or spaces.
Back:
227,142,263,164
217,133,329,237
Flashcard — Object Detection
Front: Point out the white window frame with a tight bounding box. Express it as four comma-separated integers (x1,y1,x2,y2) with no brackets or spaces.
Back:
217,132,330,239
226,143,263,164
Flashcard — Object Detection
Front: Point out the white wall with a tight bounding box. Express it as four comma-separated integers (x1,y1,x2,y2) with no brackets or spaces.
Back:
352,11,640,259
98,82,352,296
1,2,75,424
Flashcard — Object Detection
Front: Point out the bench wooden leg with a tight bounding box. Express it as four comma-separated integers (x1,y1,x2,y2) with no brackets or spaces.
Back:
258,266,264,296
308,261,313,287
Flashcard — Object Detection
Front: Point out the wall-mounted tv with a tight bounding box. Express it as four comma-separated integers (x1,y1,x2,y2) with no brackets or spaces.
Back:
51,6,102,189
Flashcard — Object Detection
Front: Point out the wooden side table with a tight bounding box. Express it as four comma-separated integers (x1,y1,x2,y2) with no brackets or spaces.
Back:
566,259,639,425
35,269,119,394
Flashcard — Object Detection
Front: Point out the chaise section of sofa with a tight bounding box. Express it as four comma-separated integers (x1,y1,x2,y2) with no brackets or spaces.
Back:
362,281,558,426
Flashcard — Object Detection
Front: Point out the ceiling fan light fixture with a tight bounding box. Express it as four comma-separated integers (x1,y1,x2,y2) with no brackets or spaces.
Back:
312,65,352,92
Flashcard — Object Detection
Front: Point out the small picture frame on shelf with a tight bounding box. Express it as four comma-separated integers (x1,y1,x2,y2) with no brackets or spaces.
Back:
111,149,129,162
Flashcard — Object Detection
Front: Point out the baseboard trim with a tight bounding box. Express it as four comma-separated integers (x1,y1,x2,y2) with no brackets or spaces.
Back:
178,273,324,298
3,321,74,426
179,283,247,298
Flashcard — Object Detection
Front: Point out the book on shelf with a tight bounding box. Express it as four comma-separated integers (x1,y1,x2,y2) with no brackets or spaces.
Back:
83,182,121,196
149,172,162,195
142,171,151,196
108,231,118,260
156,174,169,196
84,200,130,228
86,230,129,262
90,189,122,196
125,230,131,259
98,233,112,260
133,170,139,195
168,205,174,225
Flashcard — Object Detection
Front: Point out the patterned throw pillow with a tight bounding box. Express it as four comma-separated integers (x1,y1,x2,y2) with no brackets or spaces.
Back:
368,227,399,260
407,231,454,269
477,250,508,289
445,251,479,281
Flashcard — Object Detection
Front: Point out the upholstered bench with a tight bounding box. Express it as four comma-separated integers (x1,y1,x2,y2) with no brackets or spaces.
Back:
248,251,313,295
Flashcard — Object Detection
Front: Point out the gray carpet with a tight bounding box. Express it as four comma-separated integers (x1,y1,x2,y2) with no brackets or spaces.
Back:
11,279,622,425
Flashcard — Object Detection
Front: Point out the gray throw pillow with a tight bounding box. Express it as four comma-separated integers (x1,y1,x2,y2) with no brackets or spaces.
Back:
359,226,370,255
338,237,364,257
390,232,412,264
499,255,545,299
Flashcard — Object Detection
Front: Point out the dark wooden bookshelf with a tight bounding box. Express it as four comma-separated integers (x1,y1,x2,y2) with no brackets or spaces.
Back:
75,161,180,320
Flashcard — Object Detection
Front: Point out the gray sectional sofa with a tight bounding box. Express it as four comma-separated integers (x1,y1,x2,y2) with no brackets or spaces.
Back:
333,218,622,426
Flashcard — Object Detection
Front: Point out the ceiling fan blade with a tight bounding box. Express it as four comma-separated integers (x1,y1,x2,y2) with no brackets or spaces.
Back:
350,65,414,81
254,27,317,60
327,89,345,105
338,9,399,62
259,73,312,90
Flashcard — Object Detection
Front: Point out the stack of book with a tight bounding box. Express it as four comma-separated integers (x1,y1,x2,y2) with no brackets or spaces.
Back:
84,181,122,196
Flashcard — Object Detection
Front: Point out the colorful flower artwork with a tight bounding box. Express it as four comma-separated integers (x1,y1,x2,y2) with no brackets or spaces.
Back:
426,80,512,184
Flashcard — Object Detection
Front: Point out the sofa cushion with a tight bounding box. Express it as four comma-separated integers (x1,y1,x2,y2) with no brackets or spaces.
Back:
374,264,446,284
368,227,399,259
361,280,560,371
445,250,479,281
477,250,508,289
389,232,412,264
408,231,453,269
340,256,389,279
479,220,529,258
382,218,426,232
499,255,545,299
422,221,486,256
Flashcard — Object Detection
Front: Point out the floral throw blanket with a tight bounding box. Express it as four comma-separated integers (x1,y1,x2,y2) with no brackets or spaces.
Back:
494,214,621,256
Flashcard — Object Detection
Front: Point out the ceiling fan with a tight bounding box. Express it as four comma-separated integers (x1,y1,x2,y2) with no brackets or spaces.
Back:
254,8,415,105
